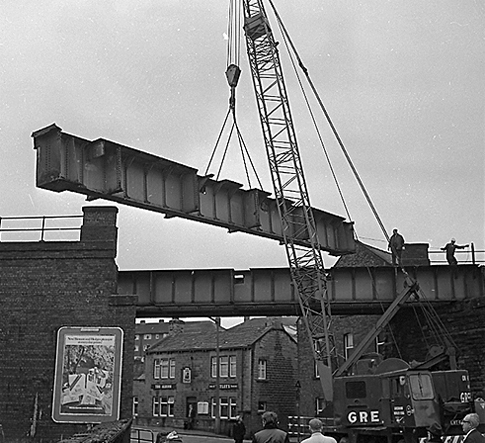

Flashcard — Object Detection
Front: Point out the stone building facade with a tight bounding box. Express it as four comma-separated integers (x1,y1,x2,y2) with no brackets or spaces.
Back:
133,317,298,438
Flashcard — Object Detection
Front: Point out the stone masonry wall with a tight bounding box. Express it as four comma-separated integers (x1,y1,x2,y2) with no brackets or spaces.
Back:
392,298,485,396
251,325,297,433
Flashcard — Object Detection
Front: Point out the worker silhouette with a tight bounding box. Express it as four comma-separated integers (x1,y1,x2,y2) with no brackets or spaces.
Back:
388,229,405,266
441,238,469,266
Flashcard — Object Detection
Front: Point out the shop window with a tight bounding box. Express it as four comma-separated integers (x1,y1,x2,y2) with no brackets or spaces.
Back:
161,359,169,378
220,397,229,418
153,359,161,379
210,397,237,419
154,358,176,379
169,359,176,379
230,356,237,378
229,397,237,419
211,355,237,378
152,397,160,416
220,356,229,378
211,357,217,378
161,396,175,417
198,402,209,414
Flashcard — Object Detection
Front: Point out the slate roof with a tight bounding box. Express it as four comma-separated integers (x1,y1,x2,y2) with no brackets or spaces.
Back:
147,317,296,354
135,320,170,335
334,240,392,267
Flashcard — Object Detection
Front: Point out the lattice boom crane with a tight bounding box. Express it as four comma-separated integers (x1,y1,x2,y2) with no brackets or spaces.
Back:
241,0,336,400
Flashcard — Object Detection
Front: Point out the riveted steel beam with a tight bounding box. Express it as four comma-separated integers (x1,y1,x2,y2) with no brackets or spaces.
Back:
118,264,484,318
32,124,356,255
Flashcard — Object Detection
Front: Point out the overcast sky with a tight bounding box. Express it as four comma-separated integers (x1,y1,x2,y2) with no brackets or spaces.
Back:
1,0,484,280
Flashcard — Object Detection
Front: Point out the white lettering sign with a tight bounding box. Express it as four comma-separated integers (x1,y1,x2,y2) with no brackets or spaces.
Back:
347,410,380,424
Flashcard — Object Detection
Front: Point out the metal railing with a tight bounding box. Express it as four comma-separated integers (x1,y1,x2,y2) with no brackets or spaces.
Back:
428,243,484,265
130,427,155,443
0,215,83,242
288,416,336,440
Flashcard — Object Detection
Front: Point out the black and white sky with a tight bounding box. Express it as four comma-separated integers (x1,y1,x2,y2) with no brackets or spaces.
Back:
1,0,484,274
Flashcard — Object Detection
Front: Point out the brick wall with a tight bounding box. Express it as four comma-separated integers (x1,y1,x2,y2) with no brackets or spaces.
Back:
0,206,136,443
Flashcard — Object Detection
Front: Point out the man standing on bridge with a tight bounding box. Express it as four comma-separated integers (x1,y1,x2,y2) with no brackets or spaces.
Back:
441,238,469,266
388,228,405,266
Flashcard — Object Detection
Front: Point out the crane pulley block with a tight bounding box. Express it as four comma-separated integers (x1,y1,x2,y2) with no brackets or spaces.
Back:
225,64,241,88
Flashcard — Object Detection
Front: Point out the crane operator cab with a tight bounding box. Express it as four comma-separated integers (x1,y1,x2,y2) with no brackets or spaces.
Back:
333,358,473,443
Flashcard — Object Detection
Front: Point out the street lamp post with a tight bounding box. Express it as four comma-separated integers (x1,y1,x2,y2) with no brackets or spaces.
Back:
295,380,301,442
210,316,221,434
215,316,221,434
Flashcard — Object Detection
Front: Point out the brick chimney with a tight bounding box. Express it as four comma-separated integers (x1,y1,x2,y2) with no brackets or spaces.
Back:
402,243,430,266
169,318,185,334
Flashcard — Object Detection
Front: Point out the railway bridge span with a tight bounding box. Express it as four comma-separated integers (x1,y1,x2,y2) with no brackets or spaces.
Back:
119,264,484,318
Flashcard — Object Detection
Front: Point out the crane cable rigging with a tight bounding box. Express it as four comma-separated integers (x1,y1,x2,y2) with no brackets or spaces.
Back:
266,0,459,369
267,0,390,244
210,0,456,375
204,0,263,190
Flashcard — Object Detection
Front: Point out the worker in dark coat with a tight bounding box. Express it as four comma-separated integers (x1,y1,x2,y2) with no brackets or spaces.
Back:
388,228,405,266
461,413,485,443
252,411,290,443
232,415,246,443
441,238,469,266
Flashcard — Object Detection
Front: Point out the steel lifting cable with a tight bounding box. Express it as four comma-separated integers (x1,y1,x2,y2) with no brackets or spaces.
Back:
205,0,263,189
267,0,390,243
414,286,458,349
277,23,354,226
226,0,241,67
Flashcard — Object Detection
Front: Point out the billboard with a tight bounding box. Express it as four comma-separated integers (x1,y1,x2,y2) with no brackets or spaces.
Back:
52,326,123,423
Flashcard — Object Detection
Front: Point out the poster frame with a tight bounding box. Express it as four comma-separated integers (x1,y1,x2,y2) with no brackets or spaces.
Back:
52,326,124,423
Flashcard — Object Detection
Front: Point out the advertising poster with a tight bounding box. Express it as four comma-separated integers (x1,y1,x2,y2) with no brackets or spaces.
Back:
52,326,123,423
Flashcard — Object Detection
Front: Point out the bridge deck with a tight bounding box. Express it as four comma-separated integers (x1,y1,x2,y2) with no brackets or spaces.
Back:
118,264,484,317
